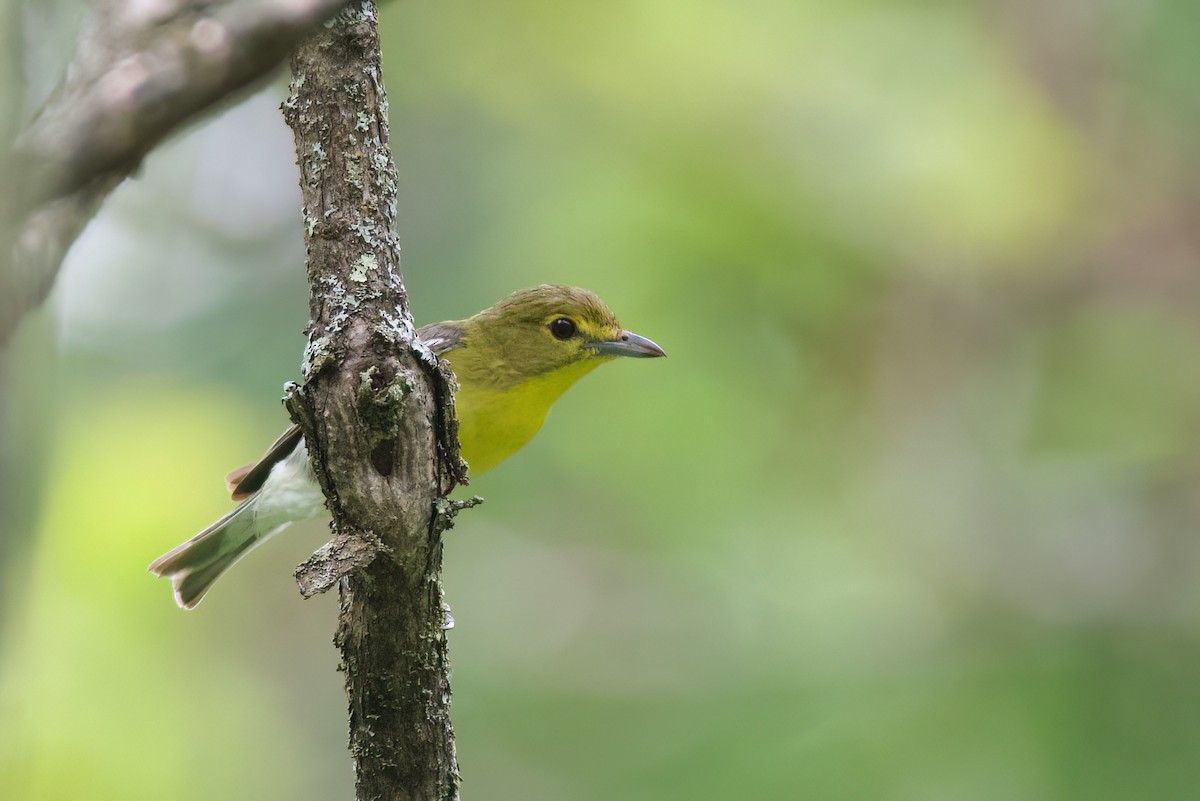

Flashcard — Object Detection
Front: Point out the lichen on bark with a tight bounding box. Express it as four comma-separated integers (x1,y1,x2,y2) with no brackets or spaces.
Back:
282,3,465,799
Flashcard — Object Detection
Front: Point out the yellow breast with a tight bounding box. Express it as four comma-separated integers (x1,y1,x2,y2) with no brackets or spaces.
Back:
450,358,604,475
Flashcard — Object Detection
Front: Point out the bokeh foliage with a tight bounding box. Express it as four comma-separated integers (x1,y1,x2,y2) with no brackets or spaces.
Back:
4,1,1200,799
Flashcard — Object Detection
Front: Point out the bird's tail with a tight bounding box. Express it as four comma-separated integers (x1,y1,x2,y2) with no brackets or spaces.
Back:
149,499,289,609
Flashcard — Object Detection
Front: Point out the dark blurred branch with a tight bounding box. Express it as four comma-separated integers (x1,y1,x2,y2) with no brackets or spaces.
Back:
282,3,464,799
0,0,353,347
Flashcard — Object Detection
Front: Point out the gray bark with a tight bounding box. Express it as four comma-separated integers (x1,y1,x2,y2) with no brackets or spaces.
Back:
3,3,470,794
281,3,467,800
1,0,355,347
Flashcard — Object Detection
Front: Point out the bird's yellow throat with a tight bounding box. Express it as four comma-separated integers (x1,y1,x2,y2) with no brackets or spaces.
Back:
450,356,608,474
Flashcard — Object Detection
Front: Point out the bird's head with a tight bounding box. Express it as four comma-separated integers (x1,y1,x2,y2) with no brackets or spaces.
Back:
456,284,665,388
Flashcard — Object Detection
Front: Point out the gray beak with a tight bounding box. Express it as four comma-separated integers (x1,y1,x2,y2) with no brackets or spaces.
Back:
588,330,667,358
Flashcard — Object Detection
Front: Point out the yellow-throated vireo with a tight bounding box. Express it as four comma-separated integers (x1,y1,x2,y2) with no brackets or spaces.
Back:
150,285,665,608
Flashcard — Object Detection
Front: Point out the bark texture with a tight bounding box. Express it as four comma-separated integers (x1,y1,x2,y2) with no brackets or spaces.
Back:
282,3,464,799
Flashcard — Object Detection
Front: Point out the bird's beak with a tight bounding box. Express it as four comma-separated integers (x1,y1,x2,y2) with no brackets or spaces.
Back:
587,330,667,358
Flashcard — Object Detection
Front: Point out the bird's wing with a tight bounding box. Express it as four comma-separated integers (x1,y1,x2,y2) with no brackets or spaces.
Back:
225,322,466,500
225,423,305,500
417,321,466,355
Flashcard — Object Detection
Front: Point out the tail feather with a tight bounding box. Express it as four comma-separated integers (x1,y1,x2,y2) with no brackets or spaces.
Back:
149,500,282,609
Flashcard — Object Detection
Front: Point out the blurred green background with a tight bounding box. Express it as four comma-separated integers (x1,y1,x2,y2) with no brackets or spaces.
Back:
4,0,1200,799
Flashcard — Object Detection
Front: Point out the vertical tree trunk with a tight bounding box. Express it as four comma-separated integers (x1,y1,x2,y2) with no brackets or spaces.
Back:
282,4,463,799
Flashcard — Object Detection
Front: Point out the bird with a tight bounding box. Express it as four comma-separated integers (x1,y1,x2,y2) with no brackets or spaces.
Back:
149,285,665,609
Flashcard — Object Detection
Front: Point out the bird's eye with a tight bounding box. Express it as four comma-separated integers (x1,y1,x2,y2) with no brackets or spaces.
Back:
549,318,576,340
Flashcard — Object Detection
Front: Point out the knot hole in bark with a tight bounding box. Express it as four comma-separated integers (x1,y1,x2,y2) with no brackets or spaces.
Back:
357,364,411,477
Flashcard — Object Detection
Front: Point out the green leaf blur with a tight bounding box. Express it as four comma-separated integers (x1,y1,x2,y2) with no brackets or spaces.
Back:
4,1,1199,799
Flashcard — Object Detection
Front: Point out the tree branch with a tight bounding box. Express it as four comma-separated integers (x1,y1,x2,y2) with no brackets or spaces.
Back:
282,3,465,799
1,0,354,347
